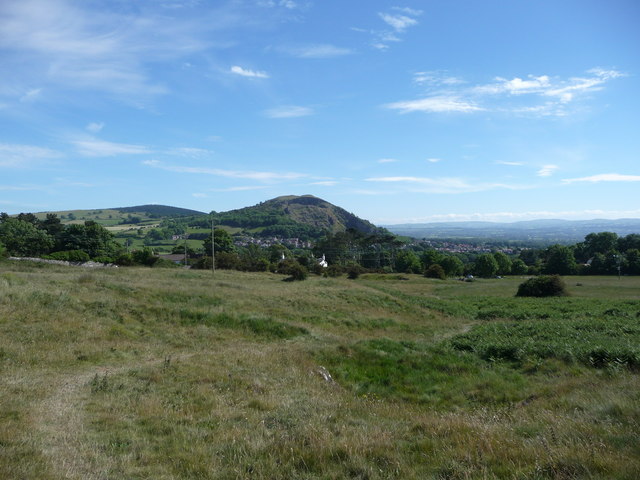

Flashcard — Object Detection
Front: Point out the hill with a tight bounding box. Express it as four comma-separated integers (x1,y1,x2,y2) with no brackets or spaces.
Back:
385,218,640,244
213,195,384,240
31,205,205,227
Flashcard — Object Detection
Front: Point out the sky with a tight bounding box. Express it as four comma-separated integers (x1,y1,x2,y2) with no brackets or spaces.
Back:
1,0,639,224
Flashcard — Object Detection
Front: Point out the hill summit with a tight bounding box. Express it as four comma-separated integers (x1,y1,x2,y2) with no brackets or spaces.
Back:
214,195,383,240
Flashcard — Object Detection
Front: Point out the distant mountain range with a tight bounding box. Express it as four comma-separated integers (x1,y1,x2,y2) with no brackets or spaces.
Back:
384,219,640,243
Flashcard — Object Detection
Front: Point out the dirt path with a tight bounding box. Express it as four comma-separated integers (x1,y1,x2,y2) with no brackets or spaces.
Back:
34,354,190,480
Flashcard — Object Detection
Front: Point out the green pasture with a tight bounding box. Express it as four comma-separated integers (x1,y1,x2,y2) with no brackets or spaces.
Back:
0,263,638,479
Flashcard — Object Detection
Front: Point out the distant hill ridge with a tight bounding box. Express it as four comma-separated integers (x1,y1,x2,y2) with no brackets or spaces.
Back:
112,204,205,217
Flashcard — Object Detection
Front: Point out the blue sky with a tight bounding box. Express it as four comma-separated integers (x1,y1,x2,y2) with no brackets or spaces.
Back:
1,0,639,224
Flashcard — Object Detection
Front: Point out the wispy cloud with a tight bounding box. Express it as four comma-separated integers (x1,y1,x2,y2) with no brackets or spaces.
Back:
387,68,624,117
20,88,42,103
309,181,338,186
210,186,269,192
562,173,640,184
427,158,442,163
283,44,354,58
73,139,151,157
496,161,524,166
414,71,464,87
366,176,527,194
537,164,559,177
0,0,251,101
143,159,308,182
385,95,483,113
230,65,269,78
377,158,398,164
85,122,104,133
0,143,62,167
363,6,422,50
264,105,314,118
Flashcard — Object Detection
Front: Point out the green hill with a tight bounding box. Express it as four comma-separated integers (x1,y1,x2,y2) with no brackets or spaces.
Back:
213,195,384,240
31,205,205,227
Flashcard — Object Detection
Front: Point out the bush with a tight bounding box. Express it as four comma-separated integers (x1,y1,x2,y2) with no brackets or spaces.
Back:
346,263,363,280
424,264,446,280
325,264,343,277
285,262,308,281
516,275,568,297
115,253,134,266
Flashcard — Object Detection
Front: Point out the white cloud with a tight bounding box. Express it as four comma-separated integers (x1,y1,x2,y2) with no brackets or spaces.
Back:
366,7,421,50
210,186,269,192
20,88,42,102
389,68,623,117
377,158,398,164
427,158,441,163
537,164,559,177
496,161,524,166
285,44,354,58
378,13,418,32
264,105,313,118
192,193,208,198
0,143,62,167
0,0,238,100
365,176,526,194
85,122,104,133
414,71,464,86
74,139,151,157
230,65,269,78
143,160,308,182
385,96,483,113
562,173,640,184
309,181,338,186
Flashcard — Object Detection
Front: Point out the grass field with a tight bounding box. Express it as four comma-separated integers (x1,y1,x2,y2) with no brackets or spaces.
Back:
1,261,638,479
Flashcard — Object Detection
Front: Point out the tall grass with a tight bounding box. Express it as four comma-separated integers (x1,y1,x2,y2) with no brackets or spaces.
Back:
0,262,638,478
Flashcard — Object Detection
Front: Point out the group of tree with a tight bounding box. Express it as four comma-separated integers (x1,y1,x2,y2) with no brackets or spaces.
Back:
517,232,640,276
0,213,121,261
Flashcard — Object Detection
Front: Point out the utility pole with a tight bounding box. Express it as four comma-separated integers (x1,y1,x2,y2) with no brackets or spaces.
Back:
211,215,215,275
183,234,188,267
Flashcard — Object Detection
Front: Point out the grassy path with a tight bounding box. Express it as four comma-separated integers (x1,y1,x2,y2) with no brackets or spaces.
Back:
34,354,193,479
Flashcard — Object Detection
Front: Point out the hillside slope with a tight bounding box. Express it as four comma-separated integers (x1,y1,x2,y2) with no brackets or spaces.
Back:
214,195,383,239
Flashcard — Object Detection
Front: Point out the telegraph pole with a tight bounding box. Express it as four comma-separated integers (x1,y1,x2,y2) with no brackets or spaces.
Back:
211,215,215,275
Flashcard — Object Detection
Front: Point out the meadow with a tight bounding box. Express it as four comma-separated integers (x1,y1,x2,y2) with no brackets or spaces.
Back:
1,261,638,479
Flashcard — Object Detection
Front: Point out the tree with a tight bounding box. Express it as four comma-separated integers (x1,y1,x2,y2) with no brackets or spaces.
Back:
420,249,442,270
510,258,528,275
394,250,421,273
203,229,235,255
543,244,577,275
0,218,54,256
439,255,464,277
493,252,512,275
473,253,499,278
424,264,446,280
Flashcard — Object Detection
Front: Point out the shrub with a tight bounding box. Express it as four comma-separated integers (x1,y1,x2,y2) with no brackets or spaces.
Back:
516,275,568,297
325,264,343,277
346,263,363,280
424,264,446,280
115,253,134,266
284,262,308,281
215,251,240,270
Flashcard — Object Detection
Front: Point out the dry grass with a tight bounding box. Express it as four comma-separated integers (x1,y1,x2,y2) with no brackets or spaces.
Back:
0,262,638,479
